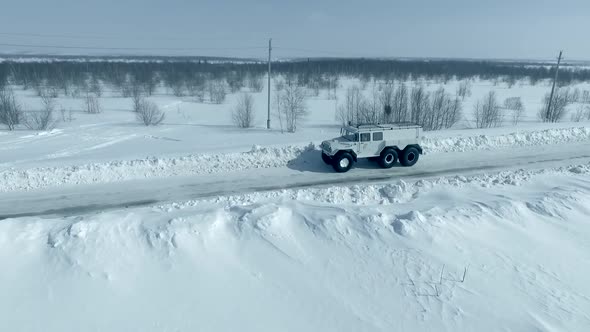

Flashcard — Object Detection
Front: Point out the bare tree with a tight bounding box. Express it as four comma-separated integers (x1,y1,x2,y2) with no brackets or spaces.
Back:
274,78,285,93
327,75,339,100
456,81,472,100
0,88,22,130
571,88,581,103
336,86,370,126
60,107,73,123
423,87,461,130
391,83,409,122
136,99,165,126
539,89,571,123
379,82,395,123
23,94,57,130
131,86,143,112
187,75,206,102
279,84,307,133
504,97,525,125
171,82,185,97
232,93,255,128
410,85,429,125
473,91,503,128
84,94,101,114
444,96,463,129
90,76,102,97
570,105,589,122
208,80,227,104
504,76,517,89
247,75,264,93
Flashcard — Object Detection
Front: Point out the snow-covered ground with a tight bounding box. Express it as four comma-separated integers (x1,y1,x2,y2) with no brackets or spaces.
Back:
1,77,589,171
1,75,590,331
1,163,589,331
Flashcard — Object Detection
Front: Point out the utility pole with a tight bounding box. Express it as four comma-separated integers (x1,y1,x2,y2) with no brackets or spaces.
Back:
546,50,563,119
267,38,272,129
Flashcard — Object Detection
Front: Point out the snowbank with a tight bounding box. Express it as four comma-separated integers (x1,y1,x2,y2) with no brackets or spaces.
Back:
1,167,589,331
162,162,590,210
1,127,589,192
0,144,315,192
424,127,590,153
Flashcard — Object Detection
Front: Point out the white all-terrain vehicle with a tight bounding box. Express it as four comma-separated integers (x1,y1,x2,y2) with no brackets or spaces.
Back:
321,123,423,172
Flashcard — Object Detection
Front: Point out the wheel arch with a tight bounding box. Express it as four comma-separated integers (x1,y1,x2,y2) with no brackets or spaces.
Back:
378,145,400,155
404,144,423,154
335,149,357,161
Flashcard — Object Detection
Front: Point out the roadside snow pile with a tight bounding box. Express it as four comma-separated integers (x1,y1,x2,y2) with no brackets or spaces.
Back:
1,127,589,192
423,127,590,153
1,169,590,331
207,162,587,206
0,144,316,192
162,162,590,210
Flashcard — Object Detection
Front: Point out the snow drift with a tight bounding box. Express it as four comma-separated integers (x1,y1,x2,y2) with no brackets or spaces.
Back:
1,127,589,192
1,170,589,332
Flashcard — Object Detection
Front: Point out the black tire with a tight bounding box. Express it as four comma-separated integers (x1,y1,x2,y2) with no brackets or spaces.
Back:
378,148,398,169
400,147,419,167
321,152,332,165
332,152,354,173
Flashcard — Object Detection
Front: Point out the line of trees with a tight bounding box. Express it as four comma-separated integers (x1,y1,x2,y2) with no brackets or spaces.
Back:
2,59,590,101
336,84,462,131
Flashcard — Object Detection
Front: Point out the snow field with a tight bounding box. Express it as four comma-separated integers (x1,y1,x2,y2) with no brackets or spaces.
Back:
1,126,589,192
1,165,589,331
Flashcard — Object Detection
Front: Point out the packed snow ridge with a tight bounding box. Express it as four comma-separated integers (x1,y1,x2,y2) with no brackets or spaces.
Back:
1,127,589,192
426,127,590,153
160,162,590,210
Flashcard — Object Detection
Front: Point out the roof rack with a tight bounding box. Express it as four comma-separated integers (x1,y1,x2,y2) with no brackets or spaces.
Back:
348,121,421,130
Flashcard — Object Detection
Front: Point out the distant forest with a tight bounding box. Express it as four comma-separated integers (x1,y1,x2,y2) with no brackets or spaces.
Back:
1,58,589,98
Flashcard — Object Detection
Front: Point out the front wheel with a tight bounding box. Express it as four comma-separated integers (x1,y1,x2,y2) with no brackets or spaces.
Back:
400,147,419,167
321,152,332,165
332,152,354,173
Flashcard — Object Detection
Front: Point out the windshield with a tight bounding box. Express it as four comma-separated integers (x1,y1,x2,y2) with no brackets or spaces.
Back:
341,129,358,141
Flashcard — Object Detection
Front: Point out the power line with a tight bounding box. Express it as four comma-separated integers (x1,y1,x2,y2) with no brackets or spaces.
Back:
0,42,267,52
273,47,371,58
0,32,266,43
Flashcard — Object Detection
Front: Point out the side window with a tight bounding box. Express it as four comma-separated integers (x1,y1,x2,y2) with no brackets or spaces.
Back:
360,133,371,142
373,132,383,141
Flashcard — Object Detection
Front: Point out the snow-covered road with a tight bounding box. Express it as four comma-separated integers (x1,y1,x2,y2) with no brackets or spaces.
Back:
2,141,589,219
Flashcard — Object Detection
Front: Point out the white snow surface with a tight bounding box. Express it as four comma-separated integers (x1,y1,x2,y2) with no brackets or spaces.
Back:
1,166,589,331
1,126,589,192
2,75,590,331
163,161,590,208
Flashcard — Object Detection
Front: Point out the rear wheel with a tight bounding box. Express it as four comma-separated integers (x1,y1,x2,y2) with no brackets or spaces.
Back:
321,152,332,165
332,152,354,173
378,148,398,168
400,147,419,167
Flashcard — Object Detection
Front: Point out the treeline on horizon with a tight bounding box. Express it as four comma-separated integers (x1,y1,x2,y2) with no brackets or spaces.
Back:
0,58,588,96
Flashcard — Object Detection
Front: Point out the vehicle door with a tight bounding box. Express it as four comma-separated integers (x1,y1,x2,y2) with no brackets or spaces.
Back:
371,131,385,155
357,132,371,158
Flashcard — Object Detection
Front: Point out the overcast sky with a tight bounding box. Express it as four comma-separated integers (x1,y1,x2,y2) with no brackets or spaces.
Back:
0,0,588,60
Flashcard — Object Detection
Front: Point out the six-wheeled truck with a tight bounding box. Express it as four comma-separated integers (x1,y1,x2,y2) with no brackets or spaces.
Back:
320,123,423,172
